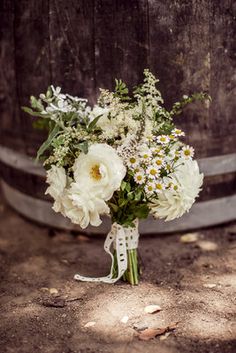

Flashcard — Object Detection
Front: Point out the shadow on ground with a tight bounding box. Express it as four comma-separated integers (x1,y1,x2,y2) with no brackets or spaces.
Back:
0,192,235,353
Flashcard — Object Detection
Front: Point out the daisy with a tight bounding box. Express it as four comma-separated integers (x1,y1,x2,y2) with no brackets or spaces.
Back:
166,181,179,191
146,166,160,179
169,132,177,139
145,182,155,194
127,156,139,169
172,128,185,137
153,157,165,168
154,181,166,193
139,149,152,162
156,135,170,144
134,171,145,185
181,145,194,159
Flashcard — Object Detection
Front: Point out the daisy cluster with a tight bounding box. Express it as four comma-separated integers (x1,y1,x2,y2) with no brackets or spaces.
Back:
126,128,194,197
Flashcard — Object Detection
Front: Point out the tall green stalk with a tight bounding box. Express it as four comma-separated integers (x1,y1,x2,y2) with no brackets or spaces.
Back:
113,249,139,285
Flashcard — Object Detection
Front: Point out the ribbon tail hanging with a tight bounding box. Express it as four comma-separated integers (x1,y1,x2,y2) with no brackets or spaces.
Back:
74,223,128,284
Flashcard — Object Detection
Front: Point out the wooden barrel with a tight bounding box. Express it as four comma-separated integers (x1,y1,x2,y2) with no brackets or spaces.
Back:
0,0,235,234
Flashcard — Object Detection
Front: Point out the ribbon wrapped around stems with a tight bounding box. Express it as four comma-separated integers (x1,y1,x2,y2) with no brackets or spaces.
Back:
74,219,139,284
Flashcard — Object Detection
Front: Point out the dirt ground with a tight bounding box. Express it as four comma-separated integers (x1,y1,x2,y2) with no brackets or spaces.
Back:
0,192,235,353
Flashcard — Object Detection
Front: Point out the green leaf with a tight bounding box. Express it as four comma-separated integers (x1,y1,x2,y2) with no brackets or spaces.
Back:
127,192,134,200
134,190,142,201
118,199,128,207
133,204,149,219
36,124,60,161
30,96,44,111
109,203,119,212
125,182,131,193
87,114,102,132
121,181,127,191
32,118,50,131
22,106,50,118
46,86,53,99
77,141,89,154
114,78,131,101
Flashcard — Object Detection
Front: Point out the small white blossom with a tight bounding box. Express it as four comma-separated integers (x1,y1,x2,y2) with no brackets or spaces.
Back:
156,135,170,144
154,181,166,193
146,166,160,179
172,128,185,137
139,147,152,162
134,171,146,184
127,156,139,169
145,182,156,194
153,157,165,168
181,145,194,159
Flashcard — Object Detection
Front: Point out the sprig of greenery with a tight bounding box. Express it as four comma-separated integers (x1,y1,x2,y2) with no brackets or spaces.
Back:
108,179,149,227
114,79,131,102
170,92,211,117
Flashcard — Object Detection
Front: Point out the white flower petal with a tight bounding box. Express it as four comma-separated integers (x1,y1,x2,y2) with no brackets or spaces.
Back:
73,143,126,201
150,159,203,221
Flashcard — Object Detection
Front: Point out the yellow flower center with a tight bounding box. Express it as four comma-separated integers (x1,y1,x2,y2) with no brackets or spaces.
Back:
155,160,162,166
184,150,191,156
130,157,136,164
156,183,163,190
150,169,157,175
137,175,143,181
143,154,149,159
147,185,153,191
160,137,166,142
90,164,102,181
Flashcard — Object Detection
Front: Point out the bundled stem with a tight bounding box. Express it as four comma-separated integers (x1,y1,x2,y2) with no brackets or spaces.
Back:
113,249,139,285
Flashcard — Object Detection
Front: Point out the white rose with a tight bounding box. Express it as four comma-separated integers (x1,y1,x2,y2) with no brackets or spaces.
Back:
150,159,203,221
73,143,126,200
63,183,110,229
45,166,68,213
45,163,112,229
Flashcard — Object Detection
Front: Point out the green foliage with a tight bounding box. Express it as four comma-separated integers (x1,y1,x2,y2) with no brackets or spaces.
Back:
36,123,60,161
77,141,89,154
108,178,149,227
170,92,211,117
22,106,49,118
30,95,44,111
87,114,102,132
114,79,131,101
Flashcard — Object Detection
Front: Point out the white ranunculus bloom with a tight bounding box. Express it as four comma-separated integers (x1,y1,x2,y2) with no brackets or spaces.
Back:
63,183,110,229
45,165,68,213
73,143,126,200
150,159,203,221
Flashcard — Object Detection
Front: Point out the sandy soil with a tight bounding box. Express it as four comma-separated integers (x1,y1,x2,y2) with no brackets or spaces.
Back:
0,192,235,353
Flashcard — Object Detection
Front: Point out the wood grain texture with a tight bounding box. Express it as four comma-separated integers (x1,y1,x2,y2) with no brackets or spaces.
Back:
94,0,148,95
209,0,236,153
13,0,51,155
148,0,211,156
49,0,96,102
0,0,235,158
0,0,22,151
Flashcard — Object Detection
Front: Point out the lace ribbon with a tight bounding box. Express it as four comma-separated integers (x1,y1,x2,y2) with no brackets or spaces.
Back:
74,219,139,284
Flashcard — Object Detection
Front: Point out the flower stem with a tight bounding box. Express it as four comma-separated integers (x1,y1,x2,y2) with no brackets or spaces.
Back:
113,249,139,285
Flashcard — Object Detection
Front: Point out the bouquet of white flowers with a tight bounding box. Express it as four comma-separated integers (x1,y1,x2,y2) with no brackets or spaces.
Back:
23,70,208,285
